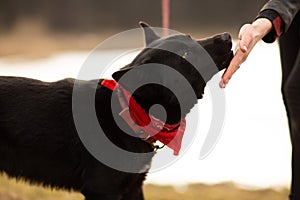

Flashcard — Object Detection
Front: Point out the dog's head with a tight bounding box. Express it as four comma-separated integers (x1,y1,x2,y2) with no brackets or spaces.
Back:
112,22,233,123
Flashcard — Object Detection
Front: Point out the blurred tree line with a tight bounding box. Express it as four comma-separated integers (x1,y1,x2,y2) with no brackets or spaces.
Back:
0,0,268,33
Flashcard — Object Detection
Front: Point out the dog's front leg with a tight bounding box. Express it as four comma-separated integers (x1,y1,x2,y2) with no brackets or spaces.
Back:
121,186,144,200
83,193,122,200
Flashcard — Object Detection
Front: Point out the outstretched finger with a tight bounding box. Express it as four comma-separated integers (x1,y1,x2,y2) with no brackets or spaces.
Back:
219,49,247,88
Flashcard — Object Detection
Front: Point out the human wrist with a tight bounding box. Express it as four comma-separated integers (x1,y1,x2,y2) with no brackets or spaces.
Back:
251,18,273,39
254,9,284,43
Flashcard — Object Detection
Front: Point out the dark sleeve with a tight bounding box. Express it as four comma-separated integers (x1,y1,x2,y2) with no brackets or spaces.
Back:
255,0,300,43
256,9,284,43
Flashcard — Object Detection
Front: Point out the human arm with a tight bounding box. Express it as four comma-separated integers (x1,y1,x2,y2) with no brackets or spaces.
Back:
219,18,273,88
220,0,300,88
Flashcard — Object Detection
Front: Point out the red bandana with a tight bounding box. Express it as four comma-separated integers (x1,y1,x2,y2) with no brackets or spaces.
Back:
101,79,186,155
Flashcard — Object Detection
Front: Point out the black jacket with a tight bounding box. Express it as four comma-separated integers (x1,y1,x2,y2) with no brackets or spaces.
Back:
256,0,300,43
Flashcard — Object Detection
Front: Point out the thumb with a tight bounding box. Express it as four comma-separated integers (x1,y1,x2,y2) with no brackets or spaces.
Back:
238,24,252,53
239,35,252,53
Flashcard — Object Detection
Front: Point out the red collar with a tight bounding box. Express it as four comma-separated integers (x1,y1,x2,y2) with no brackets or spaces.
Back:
101,79,186,155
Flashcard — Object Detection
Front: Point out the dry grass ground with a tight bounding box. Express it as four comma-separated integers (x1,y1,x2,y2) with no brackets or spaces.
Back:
0,175,289,200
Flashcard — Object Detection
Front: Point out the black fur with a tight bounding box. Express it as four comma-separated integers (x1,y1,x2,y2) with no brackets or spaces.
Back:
0,22,233,200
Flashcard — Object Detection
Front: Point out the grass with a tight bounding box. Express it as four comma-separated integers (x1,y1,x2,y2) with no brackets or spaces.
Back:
0,175,289,200
145,183,289,200
0,175,83,200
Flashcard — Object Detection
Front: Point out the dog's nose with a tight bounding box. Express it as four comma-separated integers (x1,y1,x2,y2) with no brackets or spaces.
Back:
220,33,231,42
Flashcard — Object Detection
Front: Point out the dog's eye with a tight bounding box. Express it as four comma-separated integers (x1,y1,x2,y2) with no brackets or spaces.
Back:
177,49,190,59
182,50,190,59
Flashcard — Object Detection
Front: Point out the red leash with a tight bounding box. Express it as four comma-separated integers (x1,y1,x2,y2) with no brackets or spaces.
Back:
162,0,170,37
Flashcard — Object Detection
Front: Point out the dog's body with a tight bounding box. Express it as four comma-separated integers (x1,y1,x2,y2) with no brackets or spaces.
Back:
0,22,232,200
0,77,151,199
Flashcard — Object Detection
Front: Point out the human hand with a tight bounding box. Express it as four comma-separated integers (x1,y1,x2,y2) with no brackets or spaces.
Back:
219,18,273,88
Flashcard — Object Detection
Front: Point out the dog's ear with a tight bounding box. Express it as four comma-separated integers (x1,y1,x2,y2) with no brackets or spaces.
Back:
139,21,160,46
112,64,133,83
112,64,150,93
112,63,160,92
112,22,160,82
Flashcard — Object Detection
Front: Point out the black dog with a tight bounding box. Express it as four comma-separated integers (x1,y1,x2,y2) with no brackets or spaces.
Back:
0,22,232,200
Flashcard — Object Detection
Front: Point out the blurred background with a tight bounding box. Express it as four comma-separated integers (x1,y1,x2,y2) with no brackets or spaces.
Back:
0,0,268,57
0,0,291,199
0,0,265,31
